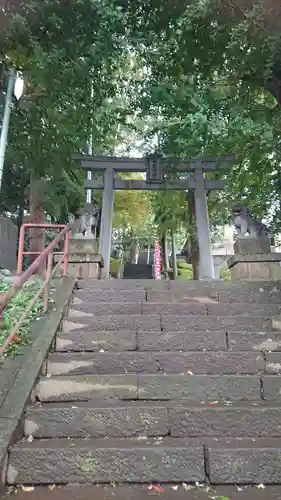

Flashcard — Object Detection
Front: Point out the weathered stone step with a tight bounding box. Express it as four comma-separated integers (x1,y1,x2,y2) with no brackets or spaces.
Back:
35,374,262,402
56,329,137,352
62,315,161,332
7,437,205,484
74,289,146,302
206,437,281,484
161,315,273,332
262,375,281,400
47,351,265,375
24,400,281,439
25,401,170,438
56,328,281,352
137,374,262,401
168,400,281,438
61,314,275,333
69,300,281,317
36,374,138,402
77,279,170,290
146,289,281,304
8,436,281,485
69,302,208,316
217,290,281,304
78,278,281,293
227,330,281,351
209,303,281,316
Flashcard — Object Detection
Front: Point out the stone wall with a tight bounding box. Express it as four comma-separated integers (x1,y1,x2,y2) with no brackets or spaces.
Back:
0,216,17,271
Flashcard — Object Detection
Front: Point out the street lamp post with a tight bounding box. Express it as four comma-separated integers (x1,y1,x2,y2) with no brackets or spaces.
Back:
0,69,24,190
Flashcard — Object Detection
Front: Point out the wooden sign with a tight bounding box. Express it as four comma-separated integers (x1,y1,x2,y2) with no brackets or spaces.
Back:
146,154,164,183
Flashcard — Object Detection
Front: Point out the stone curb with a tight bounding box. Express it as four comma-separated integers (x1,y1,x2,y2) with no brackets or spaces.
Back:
0,276,76,491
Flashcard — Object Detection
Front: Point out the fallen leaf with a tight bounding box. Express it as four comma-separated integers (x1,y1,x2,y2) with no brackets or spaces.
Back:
13,334,21,345
149,484,165,493
22,486,35,492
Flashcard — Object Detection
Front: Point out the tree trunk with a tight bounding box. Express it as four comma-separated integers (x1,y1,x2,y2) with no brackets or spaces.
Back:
171,230,178,280
29,169,45,276
187,191,199,280
17,166,25,234
160,232,169,272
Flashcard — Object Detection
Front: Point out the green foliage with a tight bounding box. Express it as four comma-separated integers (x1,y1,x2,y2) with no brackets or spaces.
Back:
1,0,131,222
0,279,43,357
168,263,193,281
114,173,151,231
219,263,231,281
110,257,122,278
1,0,281,244
176,258,191,270
123,0,281,232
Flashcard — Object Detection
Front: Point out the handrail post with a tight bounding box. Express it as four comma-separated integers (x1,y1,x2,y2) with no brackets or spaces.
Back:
63,230,70,277
17,224,26,275
44,251,53,313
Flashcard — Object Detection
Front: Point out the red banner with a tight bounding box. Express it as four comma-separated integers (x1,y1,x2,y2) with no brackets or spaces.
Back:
154,239,161,280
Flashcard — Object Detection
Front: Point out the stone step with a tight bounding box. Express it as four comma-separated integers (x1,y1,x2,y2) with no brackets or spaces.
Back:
146,289,281,304
7,437,205,484
68,302,208,316
56,328,281,352
8,436,281,485
24,401,170,438
207,303,281,316
74,287,281,305
47,351,265,375
24,400,281,439
77,279,170,291
78,279,281,293
74,289,146,302
137,374,262,401
69,300,281,317
206,437,281,484
61,314,275,333
35,374,138,402
56,329,137,352
62,315,161,332
161,315,274,332
35,374,262,402
217,290,281,304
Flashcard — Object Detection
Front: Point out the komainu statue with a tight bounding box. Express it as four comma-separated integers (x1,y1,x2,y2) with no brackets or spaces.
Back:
231,204,273,242
68,198,101,237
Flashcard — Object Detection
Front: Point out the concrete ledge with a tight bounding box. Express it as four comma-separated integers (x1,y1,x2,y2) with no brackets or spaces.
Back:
228,253,281,268
0,276,76,491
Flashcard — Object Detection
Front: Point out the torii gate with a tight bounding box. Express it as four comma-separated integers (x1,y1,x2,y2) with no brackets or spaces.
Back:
73,154,233,279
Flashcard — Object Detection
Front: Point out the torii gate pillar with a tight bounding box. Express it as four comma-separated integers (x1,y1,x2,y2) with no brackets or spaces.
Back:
194,168,215,280
99,167,114,278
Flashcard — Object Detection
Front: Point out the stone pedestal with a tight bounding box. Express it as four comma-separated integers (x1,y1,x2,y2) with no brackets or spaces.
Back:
56,235,104,279
227,236,281,281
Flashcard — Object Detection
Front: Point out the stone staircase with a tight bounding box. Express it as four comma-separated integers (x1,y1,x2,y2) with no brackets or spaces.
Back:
123,264,153,279
6,279,281,485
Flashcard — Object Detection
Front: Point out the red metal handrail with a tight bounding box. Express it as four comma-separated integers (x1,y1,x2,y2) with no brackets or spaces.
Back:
0,223,71,356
